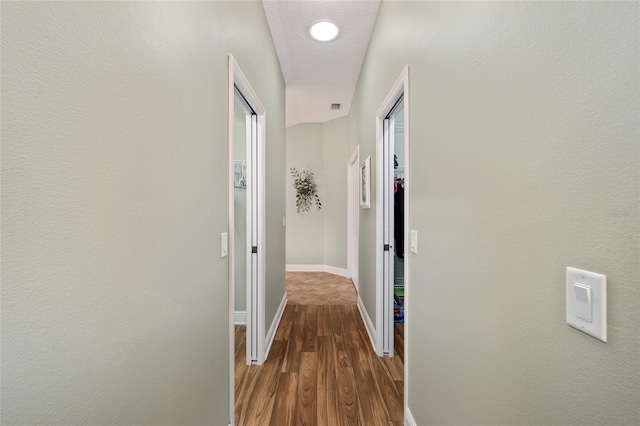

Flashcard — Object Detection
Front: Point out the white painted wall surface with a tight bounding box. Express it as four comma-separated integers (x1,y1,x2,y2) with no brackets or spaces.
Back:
285,117,349,269
351,1,639,424
1,2,285,424
286,123,325,264
322,117,349,270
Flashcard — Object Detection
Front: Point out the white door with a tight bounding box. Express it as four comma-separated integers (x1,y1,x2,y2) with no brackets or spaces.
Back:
230,55,267,370
382,115,395,356
374,67,410,420
234,91,260,365
377,90,405,358
247,108,260,365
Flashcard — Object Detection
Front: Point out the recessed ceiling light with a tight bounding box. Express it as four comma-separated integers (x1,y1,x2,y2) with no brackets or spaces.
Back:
309,20,340,42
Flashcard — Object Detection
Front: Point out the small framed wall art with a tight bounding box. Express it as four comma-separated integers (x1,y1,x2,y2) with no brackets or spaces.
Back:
234,160,246,189
360,156,371,209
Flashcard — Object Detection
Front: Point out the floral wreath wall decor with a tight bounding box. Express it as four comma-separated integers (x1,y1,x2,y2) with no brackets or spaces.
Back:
290,166,322,214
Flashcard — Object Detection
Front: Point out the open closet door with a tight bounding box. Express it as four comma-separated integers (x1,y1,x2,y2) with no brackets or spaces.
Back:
382,117,395,356
247,111,263,365
240,94,266,366
377,85,405,358
230,55,267,370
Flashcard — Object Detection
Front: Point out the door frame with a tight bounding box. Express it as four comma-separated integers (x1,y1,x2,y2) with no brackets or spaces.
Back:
375,65,409,355
228,54,267,425
347,146,360,291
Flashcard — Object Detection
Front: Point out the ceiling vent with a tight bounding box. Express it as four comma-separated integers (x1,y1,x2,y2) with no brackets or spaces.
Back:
331,103,341,110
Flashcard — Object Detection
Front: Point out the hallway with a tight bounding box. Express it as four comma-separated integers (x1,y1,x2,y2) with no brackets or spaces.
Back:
235,272,404,425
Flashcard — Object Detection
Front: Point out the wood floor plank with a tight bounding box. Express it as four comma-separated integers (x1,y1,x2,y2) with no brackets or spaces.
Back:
274,305,293,341
281,308,305,373
234,326,249,389
236,364,261,425
322,335,342,426
269,372,298,426
316,305,325,337
344,305,368,350
316,336,329,426
336,366,360,426
382,355,403,382
394,323,404,360
303,305,317,352
330,305,351,369
296,352,318,426
372,354,404,425
346,335,393,426
241,340,288,425
322,303,332,336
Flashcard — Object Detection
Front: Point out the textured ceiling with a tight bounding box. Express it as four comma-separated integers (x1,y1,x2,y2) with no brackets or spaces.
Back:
262,0,380,127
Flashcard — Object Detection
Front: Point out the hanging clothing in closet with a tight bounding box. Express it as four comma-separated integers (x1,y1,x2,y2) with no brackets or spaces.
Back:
394,183,404,259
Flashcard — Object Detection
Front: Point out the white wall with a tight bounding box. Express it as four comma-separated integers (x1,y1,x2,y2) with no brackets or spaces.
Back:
1,2,285,424
285,117,349,270
322,117,349,269
351,1,639,424
286,123,325,264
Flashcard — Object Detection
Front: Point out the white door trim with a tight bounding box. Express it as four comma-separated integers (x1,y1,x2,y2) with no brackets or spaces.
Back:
228,54,268,425
347,146,360,291
375,65,410,417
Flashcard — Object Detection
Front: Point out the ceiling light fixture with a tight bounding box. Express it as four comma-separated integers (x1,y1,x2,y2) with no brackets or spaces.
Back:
309,20,340,42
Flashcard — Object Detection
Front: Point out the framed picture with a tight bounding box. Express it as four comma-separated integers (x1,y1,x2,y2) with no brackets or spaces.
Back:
234,160,246,189
360,156,371,209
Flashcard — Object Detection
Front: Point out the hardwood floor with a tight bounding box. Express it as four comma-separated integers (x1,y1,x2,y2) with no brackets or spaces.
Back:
235,273,404,426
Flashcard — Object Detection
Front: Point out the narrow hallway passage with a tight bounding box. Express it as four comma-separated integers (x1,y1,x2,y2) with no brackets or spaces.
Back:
235,272,404,425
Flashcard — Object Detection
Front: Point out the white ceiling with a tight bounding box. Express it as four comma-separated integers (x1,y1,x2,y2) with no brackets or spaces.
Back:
262,0,381,127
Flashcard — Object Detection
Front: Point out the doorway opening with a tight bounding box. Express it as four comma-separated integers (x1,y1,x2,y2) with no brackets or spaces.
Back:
376,69,409,358
228,54,267,425
375,65,410,418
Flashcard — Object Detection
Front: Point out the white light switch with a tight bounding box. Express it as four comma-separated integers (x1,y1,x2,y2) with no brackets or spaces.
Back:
573,283,592,321
410,230,418,254
221,232,228,258
566,267,606,342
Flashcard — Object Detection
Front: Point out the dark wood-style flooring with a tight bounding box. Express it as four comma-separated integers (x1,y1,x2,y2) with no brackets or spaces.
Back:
235,273,404,426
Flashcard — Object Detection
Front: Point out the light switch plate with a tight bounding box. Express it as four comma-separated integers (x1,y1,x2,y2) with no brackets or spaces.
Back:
566,267,606,342
221,232,228,258
410,230,418,254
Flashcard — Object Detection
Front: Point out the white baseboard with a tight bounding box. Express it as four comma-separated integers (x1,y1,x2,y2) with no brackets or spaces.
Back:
265,293,288,358
286,264,349,278
325,264,349,278
234,311,246,325
357,296,377,354
405,407,417,426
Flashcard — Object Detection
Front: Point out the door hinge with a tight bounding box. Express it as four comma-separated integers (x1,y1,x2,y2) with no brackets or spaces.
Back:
252,246,258,254
384,244,390,252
